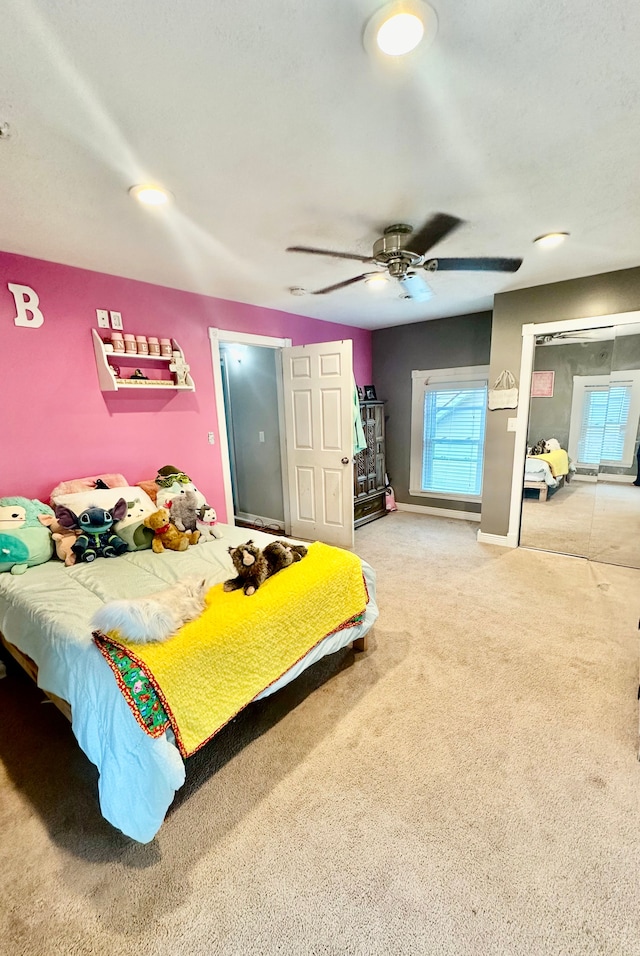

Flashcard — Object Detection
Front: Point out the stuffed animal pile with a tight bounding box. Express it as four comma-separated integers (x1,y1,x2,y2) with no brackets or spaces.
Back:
224,539,307,596
1,466,222,570
528,437,562,456
154,465,206,511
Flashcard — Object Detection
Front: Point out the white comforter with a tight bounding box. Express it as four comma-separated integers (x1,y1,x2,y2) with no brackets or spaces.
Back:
524,457,558,487
0,526,377,842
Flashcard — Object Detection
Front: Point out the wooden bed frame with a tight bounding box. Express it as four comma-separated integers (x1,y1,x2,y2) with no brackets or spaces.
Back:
1,631,73,721
524,473,566,502
0,629,368,727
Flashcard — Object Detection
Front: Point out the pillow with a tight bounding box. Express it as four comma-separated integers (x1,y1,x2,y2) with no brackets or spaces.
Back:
136,479,159,503
52,487,157,552
0,497,55,574
49,473,129,504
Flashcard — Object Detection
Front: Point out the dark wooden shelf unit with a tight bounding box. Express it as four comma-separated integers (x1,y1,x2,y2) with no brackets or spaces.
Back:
354,400,387,528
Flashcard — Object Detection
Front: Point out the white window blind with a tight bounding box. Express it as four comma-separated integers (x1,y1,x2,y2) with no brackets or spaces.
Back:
421,381,488,495
578,383,631,464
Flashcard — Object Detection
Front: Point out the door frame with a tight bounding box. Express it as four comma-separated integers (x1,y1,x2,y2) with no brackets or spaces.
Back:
209,328,292,529
504,308,640,547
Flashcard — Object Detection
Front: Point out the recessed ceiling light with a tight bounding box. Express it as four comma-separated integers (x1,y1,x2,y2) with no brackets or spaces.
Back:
377,13,424,55
533,232,569,248
364,1,438,59
128,184,173,206
365,273,390,288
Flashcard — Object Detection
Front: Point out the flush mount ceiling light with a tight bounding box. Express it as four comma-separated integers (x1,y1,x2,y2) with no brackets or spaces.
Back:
533,232,570,248
128,184,173,206
364,1,438,59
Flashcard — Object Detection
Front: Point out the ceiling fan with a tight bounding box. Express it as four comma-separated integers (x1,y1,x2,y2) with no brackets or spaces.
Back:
287,213,522,300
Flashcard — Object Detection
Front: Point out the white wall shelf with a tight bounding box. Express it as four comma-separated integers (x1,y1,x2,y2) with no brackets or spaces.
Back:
92,329,195,392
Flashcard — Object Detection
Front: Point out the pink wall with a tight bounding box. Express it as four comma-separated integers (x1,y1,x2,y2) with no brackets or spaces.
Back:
0,251,372,519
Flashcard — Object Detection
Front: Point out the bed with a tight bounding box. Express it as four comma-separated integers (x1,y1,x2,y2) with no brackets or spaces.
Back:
0,524,378,843
523,448,570,502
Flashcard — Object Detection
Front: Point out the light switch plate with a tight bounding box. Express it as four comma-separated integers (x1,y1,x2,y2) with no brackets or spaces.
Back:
110,310,123,330
96,309,110,328
507,417,517,432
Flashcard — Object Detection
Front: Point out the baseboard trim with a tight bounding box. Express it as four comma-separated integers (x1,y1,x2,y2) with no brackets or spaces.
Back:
234,511,285,532
597,474,638,484
396,502,481,522
476,530,518,548
574,473,637,484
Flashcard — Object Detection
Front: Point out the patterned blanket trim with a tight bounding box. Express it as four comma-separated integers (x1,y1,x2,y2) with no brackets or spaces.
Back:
93,582,368,757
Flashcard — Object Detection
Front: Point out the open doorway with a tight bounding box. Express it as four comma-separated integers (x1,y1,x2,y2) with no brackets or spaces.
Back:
210,329,356,548
210,329,291,533
219,341,286,532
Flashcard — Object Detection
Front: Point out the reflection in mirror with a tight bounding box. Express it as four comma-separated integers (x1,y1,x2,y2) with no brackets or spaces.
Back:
588,323,640,567
519,328,614,558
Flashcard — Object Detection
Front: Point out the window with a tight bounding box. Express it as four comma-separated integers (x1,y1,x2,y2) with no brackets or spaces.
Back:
410,366,489,499
577,384,631,464
569,373,640,468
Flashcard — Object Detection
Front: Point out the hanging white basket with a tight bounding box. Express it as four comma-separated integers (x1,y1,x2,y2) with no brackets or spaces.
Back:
488,370,518,410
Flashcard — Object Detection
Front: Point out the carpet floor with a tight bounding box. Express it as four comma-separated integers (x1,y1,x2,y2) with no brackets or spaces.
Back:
521,479,640,567
1,512,639,955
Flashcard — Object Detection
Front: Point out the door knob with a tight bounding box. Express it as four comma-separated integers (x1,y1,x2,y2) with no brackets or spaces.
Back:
341,457,350,464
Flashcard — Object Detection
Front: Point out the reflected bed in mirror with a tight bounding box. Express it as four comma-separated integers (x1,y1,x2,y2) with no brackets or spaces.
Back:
519,322,640,568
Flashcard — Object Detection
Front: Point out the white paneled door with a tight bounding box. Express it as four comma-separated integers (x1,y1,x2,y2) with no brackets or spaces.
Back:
282,340,354,548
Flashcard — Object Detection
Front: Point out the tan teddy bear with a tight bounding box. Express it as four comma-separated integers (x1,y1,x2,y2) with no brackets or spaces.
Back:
143,507,200,553
40,513,82,566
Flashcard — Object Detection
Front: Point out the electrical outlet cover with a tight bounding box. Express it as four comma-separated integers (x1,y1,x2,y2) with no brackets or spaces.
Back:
96,309,110,328
110,311,123,330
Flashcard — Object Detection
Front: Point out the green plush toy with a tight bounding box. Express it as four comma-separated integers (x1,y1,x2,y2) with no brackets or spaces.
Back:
0,497,55,574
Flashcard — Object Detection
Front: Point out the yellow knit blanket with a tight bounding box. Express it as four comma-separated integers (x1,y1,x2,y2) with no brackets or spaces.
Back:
94,542,367,756
529,448,569,477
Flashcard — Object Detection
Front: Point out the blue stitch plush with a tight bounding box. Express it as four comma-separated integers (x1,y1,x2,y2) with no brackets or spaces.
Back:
55,498,129,563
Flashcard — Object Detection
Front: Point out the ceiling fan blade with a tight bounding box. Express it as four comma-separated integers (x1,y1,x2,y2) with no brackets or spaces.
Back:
424,256,523,273
311,273,374,295
287,245,374,263
404,213,464,256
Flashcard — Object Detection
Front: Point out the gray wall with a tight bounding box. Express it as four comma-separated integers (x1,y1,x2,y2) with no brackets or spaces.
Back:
481,266,640,537
372,311,492,514
222,344,284,522
528,339,615,451
528,334,640,478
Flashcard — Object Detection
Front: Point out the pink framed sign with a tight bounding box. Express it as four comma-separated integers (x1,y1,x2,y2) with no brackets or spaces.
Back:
531,371,555,398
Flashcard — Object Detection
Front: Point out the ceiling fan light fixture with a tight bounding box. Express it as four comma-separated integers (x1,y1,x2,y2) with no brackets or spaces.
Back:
128,183,173,206
363,1,438,60
533,231,569,248
364,273,390,289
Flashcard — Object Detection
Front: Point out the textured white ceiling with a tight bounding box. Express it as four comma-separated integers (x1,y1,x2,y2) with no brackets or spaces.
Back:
2,0,640,329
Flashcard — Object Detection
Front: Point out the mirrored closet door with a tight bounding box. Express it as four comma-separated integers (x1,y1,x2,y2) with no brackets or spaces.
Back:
519,323,640,569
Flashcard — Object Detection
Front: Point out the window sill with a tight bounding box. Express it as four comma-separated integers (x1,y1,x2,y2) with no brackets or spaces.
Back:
409,489,482,502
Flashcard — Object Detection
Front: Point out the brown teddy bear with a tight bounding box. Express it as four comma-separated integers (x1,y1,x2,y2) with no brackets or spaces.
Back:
224,539,307,596
144,507,200,553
